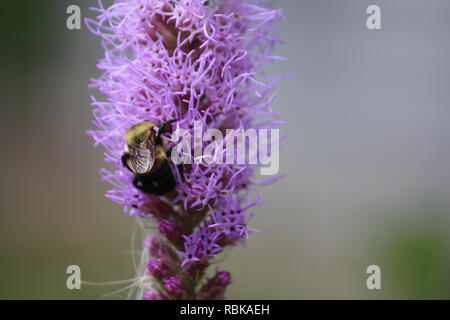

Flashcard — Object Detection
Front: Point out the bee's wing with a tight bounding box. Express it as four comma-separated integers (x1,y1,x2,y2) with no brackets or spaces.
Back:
128,137,156,175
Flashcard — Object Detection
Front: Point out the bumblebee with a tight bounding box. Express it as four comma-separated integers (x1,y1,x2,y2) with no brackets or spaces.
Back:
121,120,177,195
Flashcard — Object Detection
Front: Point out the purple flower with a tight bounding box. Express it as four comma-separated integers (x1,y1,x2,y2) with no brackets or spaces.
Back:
86,0,285,300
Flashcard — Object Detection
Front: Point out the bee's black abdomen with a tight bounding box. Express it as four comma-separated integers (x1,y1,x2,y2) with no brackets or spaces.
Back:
133,160,176,195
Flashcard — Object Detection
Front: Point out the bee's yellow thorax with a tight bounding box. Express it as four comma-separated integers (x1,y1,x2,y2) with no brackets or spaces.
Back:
125,121,155,146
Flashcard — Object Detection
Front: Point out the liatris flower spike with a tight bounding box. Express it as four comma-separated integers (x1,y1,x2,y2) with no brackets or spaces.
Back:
86,0,285,300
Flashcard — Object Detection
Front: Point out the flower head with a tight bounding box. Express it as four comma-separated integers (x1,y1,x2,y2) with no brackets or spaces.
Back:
87,0,285,299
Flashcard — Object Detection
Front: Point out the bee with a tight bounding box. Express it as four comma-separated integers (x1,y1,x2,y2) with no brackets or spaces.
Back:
121,120,177,195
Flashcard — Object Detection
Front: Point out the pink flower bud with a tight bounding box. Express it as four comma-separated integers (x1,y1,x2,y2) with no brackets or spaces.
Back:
198,270,232,300
159,219,184,248
143,289,168,300
147,258,173,280
164,277,184,299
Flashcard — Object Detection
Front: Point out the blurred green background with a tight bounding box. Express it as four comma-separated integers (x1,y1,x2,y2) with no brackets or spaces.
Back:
0,1,449,299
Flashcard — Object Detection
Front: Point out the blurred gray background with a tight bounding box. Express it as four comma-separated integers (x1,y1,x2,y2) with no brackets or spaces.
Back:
0,0,449,299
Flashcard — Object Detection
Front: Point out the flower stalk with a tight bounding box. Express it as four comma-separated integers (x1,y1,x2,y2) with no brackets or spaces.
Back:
86,0,284,300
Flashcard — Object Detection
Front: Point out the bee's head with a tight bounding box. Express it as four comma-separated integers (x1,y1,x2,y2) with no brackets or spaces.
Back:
125,121,155,146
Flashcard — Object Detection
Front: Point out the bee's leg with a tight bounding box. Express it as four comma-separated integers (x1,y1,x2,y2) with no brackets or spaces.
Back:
156,119,177,143
121,153,133,172
177,164,184,179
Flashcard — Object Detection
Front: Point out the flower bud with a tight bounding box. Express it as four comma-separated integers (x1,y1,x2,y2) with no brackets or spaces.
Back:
143,236,161,256
164,277,184,299
159,219,184,248
182,259,210,279
141,196,178,220
143,289,168,300
198,270,232,300
216,270,232,287
144,236,180,265
147,258,173,280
